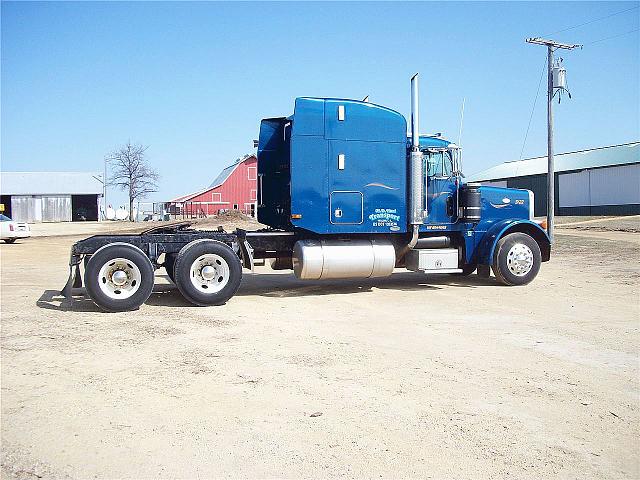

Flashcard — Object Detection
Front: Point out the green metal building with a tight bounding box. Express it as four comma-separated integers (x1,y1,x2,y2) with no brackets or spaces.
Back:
468,142,639,216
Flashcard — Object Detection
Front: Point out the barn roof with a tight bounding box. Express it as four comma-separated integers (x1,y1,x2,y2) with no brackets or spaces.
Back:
208,154,255,189
0,171,104,195
169,154,256,203
468,142,639,181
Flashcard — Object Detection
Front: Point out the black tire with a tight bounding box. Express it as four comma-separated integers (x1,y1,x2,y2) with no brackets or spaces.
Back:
164,253,177,283
173,239,242,306
492,232,541,286
84,243,155,312
4,239,16,244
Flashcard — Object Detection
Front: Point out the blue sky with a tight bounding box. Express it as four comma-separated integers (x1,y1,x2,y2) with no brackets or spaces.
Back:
2,1,638,205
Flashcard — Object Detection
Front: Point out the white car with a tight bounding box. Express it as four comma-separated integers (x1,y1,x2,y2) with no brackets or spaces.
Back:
0,214,30,243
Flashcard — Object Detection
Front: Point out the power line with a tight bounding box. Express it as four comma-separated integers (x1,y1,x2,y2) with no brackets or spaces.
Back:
584,28,639,46
520,58,547,160
543,4,639,37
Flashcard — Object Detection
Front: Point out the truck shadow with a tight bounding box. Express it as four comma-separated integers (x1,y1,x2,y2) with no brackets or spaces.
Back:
37,289,102,312
36,285,192,311
145,272,496,306
38,272,498,311
233,271,496,299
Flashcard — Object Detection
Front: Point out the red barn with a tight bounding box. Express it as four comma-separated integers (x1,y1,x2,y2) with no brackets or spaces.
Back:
169,154,257,217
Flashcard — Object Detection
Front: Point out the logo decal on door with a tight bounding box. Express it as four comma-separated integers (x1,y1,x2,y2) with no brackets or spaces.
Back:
369,208,400,230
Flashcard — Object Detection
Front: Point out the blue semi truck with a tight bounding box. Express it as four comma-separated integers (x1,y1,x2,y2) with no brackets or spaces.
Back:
63,75,550,312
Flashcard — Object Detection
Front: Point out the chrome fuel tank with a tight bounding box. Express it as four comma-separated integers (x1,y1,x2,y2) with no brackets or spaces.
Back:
292,239,396,280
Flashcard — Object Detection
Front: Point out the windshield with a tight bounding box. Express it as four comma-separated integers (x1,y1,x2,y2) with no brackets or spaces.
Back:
0,214,11,221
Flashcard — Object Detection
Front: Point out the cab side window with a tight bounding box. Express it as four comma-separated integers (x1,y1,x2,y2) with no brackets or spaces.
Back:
424,151,454,178
442,152,453,177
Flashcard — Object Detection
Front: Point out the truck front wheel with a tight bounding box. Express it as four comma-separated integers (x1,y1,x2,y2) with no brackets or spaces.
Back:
84,243,155,312
173,240,242,306
492,232,541,286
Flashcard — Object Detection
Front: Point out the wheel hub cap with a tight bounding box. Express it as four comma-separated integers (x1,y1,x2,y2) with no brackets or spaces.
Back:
506,243,534,276
97,258,142,300
201,265,216,280
190,254,230,294
112,270,128,286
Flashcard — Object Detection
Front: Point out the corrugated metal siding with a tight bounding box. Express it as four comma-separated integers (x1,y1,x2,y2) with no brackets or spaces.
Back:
559,170,590,207
558,164,639,208
9,195,72,222
11,197,30,222
42,195,71,222
590,164,640,206
478,166,638,216
11,196,41,222
507,174,552,216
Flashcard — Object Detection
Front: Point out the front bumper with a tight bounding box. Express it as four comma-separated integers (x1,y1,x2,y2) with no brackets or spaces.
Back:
3,231,30,239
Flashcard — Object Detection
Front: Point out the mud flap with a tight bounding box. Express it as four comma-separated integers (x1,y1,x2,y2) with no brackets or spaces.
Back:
61,255,82,299
477,264,491,278
238,240,255,273
73,263,82,288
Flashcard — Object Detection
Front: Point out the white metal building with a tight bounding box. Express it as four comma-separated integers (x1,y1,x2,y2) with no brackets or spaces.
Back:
468,142,639,216
0,172,104,222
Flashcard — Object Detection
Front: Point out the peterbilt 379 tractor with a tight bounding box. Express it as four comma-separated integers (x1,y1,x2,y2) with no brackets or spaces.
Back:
63,75,551,312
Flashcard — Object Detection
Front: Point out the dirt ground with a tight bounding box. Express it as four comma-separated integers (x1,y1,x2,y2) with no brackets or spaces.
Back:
1,217,638,479
556,216,640,234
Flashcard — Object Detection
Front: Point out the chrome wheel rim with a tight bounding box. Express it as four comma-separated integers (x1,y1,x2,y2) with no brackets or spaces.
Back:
506,243,534,276
189,254,230,293
98,257,142,299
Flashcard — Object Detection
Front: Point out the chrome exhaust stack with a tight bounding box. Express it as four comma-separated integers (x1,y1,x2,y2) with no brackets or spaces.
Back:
408,73,425,247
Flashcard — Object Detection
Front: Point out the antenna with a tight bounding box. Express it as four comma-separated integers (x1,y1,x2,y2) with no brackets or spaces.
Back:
457,97,466,147
362,95,370,102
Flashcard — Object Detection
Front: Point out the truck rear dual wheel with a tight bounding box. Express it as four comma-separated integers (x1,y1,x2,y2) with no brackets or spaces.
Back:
84,243,155,312
492,232,541,286
173,240,242,306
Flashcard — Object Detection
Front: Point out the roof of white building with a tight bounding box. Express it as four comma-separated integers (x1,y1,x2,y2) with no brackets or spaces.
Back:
468,142,639,181
0,171,104,195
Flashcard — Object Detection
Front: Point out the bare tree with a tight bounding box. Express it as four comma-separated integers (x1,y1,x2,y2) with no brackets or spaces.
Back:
106,142,160,221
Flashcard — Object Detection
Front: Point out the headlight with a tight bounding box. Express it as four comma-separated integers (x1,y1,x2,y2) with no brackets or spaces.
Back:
528,190,535,220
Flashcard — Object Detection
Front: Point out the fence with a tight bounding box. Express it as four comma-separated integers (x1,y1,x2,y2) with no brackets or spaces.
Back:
165,201,256,219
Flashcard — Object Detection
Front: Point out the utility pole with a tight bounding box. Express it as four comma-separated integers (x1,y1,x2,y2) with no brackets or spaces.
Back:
525,37,580,242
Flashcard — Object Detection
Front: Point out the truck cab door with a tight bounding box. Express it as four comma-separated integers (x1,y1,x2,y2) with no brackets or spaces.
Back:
425,151,457,225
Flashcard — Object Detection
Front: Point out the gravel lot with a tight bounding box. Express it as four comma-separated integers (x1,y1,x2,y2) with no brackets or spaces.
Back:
1,220,638,479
